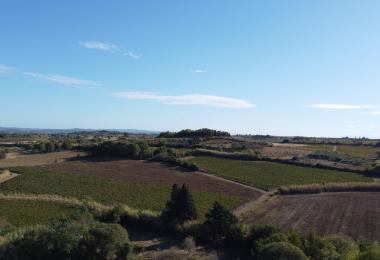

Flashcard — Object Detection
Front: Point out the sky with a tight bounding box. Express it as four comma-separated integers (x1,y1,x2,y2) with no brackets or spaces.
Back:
1,0,379,138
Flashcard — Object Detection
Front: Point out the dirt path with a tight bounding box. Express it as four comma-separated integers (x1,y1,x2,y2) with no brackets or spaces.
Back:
191,170,269,217
0,170,19,184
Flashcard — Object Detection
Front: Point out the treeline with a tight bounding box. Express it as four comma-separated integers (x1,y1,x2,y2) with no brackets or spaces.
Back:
30,139,74,153
158,128,230,138
84,141,199,171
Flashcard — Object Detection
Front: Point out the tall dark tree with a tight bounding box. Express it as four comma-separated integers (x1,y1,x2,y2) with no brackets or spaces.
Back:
162,184,198,225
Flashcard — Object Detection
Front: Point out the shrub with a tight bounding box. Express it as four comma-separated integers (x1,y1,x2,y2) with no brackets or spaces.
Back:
258,242,309,260
359,242,380,260
204,202,239,241
182,236,196,251
301,231,339,260
248,225,281,257
76,223,132,259
324,235,359,260
0,220,132,260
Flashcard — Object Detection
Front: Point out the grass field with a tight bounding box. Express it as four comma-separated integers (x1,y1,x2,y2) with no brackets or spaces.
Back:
0,199,83,228
191,156,373,189
243,193,380,241
0,165,247,219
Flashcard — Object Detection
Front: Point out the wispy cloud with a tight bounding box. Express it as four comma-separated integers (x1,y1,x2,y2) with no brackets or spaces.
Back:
113,91,254,108
79,40,141,59
0,64,13,75
311,103,380,115
79,41,119,52
190,69,208,73
23,72,102,88
310,104,375,110
123,52,141,59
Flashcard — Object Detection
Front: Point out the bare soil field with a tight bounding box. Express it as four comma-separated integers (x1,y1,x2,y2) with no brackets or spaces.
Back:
244,192,380,241
41,158,262,200
261,146,310,160
0,151,88,167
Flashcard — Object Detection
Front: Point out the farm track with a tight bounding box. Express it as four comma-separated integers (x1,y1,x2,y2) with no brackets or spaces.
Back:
192,169,269,217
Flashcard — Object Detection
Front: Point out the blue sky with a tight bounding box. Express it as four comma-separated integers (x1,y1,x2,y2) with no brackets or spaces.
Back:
1,0,379,137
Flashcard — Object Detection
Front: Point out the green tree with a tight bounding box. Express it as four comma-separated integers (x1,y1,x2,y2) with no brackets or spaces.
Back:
162,184,198,225
204,201,239,240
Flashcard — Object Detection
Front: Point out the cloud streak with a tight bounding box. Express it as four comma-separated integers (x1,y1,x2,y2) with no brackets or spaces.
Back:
123,52,141,59
113,91,254,108
23,72,102,88
311,103,380,115
0,64,13,75
79,41,119,51
311,104,376,110
190,69,208,73
79,41,140,59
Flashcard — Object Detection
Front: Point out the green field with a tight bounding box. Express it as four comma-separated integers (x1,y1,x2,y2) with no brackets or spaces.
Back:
0,167,244,219
191,156,373,189
0,199,83,228
298,144,379,158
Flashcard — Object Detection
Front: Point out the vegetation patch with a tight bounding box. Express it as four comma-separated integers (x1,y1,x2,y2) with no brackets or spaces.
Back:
191,156,372,189
0,167,244,219
278,182,380,194
0,199,83,228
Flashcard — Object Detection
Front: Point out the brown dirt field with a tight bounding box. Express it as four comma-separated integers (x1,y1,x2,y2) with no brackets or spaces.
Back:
40,158,262,200
243,192,380,241
0,151,88,167
261,146,310,159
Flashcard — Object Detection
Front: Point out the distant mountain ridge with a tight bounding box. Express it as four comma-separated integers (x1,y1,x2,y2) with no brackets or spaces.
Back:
0,127,159,135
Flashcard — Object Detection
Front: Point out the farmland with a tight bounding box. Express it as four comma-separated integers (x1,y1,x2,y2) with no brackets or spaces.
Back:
0,151,88,168
243,192,380,241
294,144,380,158
191,156,372,190
0,199,83,228
0,159,261,218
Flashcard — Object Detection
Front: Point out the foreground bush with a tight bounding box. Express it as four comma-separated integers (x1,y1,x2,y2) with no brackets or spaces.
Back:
258,242,309,260
0,220,132,260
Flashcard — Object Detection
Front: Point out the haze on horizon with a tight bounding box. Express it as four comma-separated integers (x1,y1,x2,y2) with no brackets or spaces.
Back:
1,1,379,138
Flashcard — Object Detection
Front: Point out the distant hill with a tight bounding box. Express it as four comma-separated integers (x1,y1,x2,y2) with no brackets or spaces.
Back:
0,127,159,135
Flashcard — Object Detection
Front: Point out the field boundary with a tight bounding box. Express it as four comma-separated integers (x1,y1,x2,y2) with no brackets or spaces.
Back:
0,193,112,211
278,182,380,195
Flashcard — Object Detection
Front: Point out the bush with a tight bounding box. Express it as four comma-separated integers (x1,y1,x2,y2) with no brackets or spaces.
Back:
359,242,380,260
0,220,132,260
204,202,239,241
301,231,339,260
76,223,132,259
258,242,309,260
182,236,196,251
324,235,359,260
248,225,281,257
